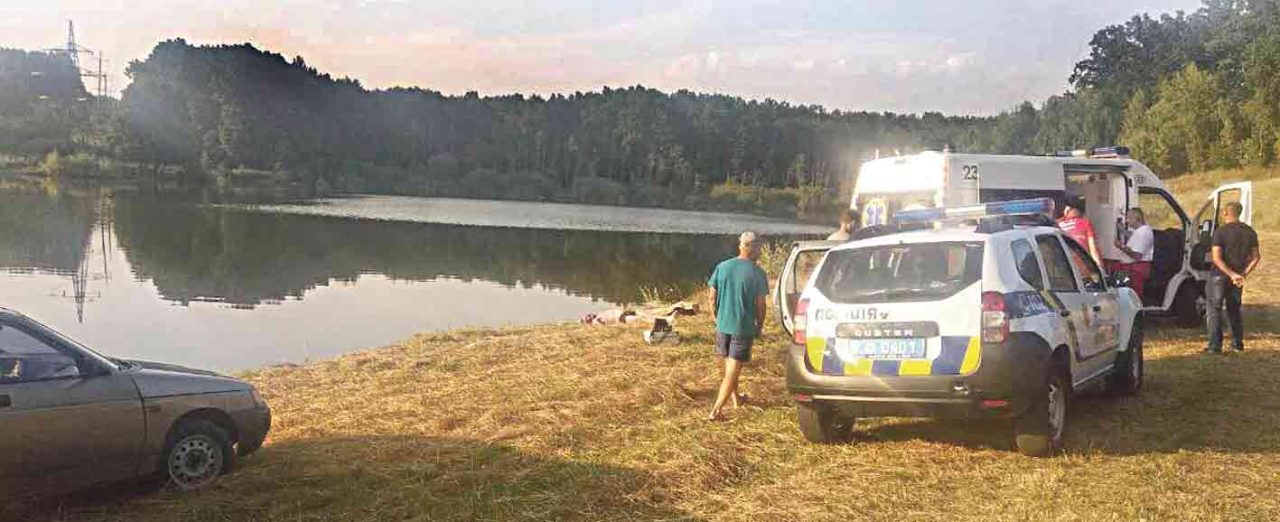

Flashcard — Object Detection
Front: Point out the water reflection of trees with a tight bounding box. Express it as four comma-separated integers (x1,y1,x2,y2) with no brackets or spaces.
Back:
0,193,95,273
110,197,738,306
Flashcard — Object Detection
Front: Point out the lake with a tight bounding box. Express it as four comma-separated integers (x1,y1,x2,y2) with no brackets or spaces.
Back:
0,191,829,371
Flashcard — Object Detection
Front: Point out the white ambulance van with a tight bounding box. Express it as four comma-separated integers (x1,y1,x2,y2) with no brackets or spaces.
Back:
835,147,1252,326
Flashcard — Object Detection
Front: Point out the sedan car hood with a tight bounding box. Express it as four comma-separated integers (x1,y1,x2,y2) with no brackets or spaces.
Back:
124,359,251,398
127,359,224,377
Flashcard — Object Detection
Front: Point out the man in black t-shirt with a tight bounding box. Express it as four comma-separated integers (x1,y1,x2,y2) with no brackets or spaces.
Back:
1205,202,1262,353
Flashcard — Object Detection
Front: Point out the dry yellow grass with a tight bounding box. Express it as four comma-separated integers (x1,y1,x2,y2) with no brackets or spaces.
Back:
15,170,1280,521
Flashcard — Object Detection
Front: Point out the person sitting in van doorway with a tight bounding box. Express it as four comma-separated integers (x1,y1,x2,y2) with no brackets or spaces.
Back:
827,209,859,241
1058,196,1103,265
706,232,769,421
1206,202,1262,354
1113,208,1155,302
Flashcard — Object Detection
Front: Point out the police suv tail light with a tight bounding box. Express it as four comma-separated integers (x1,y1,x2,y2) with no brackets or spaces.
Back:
793,298,810,345
981,291,1009,344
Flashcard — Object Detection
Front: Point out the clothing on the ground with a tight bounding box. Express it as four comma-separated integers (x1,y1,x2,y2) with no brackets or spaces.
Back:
827,229,851,241
708,257,769,337
580,309,637,325
1057,216,1097,252
1114,261,1151,303
1212,221,1259,274
1121,224,1154,263
580,302,697,327
1206,272,1245,351
714,331,754,362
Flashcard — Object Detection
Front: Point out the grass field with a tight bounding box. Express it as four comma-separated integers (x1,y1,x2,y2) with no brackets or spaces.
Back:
14,169,1280,521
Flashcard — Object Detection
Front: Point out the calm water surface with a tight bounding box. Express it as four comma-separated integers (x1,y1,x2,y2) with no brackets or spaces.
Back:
242,196,834,235
0,192,827,371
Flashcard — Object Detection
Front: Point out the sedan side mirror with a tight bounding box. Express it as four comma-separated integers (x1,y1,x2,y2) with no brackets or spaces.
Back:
74,356,113,379
1109,271,1132,288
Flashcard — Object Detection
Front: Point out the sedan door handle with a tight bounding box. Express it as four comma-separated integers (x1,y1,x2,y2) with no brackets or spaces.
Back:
0,395,10,408
1093,305,1103,312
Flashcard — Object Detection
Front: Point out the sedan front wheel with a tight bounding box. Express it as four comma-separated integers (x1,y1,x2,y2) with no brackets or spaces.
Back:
163,419,236,490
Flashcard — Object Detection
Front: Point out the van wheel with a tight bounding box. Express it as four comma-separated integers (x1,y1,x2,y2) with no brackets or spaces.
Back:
1173,282,1201,327
162,419,236,490
1109,316,1144,396
1014,360,1068,457
797,403,856,444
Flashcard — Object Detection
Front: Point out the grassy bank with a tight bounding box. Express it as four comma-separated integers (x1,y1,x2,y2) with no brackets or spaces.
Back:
18,169,1280,521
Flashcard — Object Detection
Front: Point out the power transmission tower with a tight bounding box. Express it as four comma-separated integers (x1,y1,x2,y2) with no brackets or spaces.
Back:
46,20,109,100
65,20,80,69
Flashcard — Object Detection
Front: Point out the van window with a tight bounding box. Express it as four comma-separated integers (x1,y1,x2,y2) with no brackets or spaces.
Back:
1011,239,1044,290
856,193,935,227
814,242,983,304
1036,236,1078,292
1138,190,1185,231
1216,188,1244,223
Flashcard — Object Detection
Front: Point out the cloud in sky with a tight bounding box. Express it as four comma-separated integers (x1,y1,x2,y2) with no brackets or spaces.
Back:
0,0,1202,114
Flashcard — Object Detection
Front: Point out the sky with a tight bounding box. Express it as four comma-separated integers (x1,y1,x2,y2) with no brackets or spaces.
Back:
1,0,1204,115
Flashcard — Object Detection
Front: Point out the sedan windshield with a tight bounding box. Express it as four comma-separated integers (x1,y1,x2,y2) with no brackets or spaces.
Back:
814,241,984,304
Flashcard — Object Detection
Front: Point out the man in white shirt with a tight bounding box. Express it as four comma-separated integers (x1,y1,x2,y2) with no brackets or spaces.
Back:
1114,208,1155,303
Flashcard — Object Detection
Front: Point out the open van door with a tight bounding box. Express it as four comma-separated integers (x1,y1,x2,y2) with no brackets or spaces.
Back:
775,241,842,337
1191,182,1253,270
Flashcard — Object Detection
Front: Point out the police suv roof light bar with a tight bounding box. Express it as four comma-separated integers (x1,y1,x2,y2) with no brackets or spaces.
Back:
1053,145,1131,158
893,198,1055,226
1089,146,1130,158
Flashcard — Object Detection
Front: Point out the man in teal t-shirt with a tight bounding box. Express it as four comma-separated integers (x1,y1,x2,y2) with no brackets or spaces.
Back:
706,232,769,421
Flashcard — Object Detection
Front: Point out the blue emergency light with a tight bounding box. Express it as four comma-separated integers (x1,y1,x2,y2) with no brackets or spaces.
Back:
1053,145,1131,158
1089,146,1130,158
893,198,1054,225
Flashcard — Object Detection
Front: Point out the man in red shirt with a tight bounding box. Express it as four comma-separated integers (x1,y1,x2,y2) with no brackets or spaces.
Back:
1057,197,1102,265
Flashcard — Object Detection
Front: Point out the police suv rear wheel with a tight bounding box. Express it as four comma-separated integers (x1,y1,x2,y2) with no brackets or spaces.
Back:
797,402,856,444
1109,317,1144,395
1014,361,1068,457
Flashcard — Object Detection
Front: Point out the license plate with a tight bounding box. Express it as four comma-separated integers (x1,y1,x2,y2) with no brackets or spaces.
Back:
834,338,926,360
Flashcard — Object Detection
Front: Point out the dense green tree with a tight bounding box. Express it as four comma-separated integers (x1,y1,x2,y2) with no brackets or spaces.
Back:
16,0,1280,197
1120,65,1240,174
988,102,1040,154
101,40,1014,202
0,48,89,156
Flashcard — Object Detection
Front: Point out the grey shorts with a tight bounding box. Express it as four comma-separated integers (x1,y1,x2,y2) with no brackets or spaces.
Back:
714,332,754,362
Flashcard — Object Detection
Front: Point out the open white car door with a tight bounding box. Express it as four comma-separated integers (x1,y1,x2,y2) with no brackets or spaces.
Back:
1191,182,1253,270
1214,182,1252,224
775,241,842,337
1195,181,1253,231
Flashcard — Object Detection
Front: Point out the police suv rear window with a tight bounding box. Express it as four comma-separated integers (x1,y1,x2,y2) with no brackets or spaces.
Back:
814,242,984,304
1011,239,1044,290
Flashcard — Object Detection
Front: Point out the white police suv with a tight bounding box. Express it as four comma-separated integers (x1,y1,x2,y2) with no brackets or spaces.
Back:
776,199,1144,456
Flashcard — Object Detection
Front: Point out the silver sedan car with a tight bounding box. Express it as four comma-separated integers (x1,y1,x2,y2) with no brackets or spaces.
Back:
0,307,271,496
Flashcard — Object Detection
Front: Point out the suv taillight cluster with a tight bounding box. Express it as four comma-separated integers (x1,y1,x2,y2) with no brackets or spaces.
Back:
981,291,1009,343
793,298,810,345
